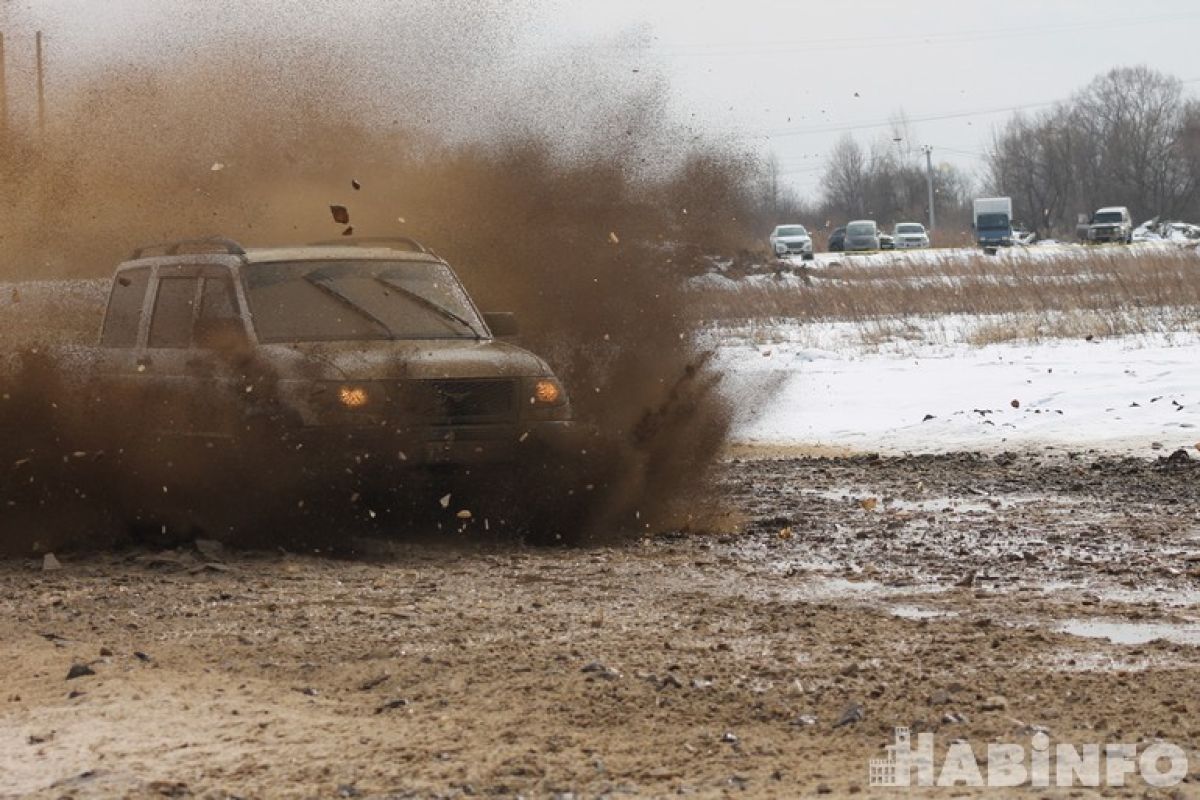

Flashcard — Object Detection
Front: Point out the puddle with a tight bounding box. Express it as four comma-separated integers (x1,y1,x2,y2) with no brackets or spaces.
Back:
1057,619,1200,646
888,604,957,620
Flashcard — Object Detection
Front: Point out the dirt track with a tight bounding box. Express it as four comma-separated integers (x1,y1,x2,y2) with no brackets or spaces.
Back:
3,451,1200,798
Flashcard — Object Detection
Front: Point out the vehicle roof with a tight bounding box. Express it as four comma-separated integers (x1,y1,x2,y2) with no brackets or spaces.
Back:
774,224,807,229
894,222,924,228
114,246,443,273
847,219,877,227
1095,206,1128,213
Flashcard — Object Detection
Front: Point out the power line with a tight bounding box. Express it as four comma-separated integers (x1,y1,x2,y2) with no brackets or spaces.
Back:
651,12,1200,58
756,78,1200,139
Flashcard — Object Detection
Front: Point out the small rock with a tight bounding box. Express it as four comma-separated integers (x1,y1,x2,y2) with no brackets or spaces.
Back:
720,731,738,744
581,661,620,680
790,714,818,727
337,784,361,798
658,673,683,690
134,651,152,662
375,698,409,713
690,678,714,690
66,664,94,680
817,783,833,794
42,553,61,571
941,712,968,724
929,689,952,706
980,695,1008,711
99,647,113,657
833,703,864,728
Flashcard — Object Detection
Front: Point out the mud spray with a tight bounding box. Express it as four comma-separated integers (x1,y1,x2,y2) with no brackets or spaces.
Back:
0,3,760,553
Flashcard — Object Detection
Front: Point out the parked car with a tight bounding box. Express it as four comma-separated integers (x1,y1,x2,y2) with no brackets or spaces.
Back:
879,232,895,250
768,225,814,260
843,220,880,252
1085,206,1133,244
827,226,847,252
892,222,930,249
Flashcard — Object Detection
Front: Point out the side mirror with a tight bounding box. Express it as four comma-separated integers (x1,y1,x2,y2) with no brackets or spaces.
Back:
483,312,519,337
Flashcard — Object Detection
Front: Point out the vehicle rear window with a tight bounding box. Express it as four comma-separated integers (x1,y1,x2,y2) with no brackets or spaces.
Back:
776,226,807,237
847,222,875,236
100,268,150,347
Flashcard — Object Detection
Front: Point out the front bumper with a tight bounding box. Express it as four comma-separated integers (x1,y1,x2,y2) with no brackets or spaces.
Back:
293,420,596,466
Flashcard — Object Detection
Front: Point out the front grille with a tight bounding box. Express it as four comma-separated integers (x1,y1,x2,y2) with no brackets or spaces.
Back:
386,379,517,423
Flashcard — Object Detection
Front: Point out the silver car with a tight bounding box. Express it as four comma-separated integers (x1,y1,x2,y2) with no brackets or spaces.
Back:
844,220,880,252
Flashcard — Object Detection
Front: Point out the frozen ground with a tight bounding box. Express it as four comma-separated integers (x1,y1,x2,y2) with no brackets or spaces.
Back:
720,322,1200,455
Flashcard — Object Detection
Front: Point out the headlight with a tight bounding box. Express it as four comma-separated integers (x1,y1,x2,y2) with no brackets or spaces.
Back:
528,378,565,406
338,385,371,409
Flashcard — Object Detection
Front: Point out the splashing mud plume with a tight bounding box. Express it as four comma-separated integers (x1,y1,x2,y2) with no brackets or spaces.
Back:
0,7,757,551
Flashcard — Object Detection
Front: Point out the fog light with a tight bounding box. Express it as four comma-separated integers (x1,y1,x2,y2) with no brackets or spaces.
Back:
338,386,370,409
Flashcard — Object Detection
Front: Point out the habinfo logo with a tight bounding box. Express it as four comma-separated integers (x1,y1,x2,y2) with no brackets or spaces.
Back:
869,727,1189,788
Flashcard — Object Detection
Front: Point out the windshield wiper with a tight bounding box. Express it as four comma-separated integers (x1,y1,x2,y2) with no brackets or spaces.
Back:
373,275,482,340
304,273,395,339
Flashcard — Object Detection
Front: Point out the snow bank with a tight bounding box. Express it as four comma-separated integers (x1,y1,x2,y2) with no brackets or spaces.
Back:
721,327,1200,456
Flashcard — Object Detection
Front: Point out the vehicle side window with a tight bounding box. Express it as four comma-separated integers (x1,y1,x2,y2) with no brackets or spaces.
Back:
148,276,199,348
100,268,150,347
199,275,239,322
194,275,246,348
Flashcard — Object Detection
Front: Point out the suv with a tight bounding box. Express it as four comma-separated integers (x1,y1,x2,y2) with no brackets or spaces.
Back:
768,225,815,260
843,220,880,252
1085,207,1133,244
94,236,586,466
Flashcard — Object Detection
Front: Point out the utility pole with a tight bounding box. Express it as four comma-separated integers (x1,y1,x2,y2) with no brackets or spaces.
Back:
922,145,935,233
35,31,45,136
0,33,7,140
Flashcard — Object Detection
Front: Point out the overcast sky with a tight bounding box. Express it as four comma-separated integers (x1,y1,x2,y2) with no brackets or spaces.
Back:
4,0,1199,200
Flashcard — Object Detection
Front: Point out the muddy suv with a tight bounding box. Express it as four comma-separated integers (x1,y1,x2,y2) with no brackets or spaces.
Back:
95,237,585,466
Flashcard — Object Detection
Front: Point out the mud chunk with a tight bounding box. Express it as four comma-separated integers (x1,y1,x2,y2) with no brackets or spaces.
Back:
42,553,62,571
581,661,620,680
330,205,350,224
194,539,224,561
980,695,1008,711
833,703,864,728
66,663,95,680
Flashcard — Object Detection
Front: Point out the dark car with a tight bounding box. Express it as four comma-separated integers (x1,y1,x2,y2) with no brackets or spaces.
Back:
828,226,846,252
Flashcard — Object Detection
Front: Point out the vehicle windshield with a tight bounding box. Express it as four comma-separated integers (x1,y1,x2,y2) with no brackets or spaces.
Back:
977,213,1010,230
895,224,924,234
243,260,485,342
776,226,808,237
846,222,875,236
1093,211,1123,223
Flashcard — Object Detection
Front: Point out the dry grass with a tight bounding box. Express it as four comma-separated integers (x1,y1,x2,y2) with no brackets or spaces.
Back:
686,247,1200,345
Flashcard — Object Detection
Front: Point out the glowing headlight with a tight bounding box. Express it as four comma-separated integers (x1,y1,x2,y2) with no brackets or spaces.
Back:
531,379,563,405
338,385,370,409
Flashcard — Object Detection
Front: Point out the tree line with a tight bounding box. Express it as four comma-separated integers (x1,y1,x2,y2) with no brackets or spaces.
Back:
750,65,1200,243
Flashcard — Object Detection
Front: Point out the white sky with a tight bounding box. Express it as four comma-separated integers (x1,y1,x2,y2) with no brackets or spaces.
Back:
4,0,1199,200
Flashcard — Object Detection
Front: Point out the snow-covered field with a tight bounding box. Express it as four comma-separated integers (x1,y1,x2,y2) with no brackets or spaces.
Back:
720,321,1200,456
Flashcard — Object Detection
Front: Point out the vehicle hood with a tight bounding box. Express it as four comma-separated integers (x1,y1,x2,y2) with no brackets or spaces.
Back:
258,339,554,381
774,234,811,243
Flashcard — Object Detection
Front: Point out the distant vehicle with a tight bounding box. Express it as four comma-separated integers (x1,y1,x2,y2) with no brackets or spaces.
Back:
843,220,880,252
892,222,929,249
1085,206,1133,244
768,224,815,260
1011,222,1037,246
879,231,895,250
973,197,1013,254
827,226,847,252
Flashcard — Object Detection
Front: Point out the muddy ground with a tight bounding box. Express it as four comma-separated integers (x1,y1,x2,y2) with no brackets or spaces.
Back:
2,450,1200,799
